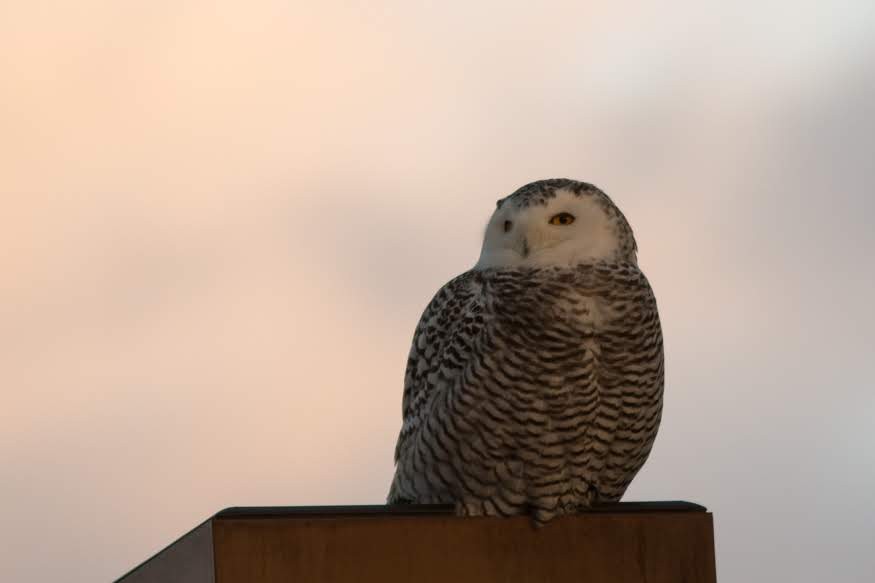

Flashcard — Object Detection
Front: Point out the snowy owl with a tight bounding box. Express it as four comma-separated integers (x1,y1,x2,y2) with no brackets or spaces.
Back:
387,178,664,524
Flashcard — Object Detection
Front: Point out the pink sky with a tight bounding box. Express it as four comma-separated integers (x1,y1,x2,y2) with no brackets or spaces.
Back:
2,2,874,581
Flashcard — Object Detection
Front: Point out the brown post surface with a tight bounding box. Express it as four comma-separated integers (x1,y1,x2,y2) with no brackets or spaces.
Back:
212,507,716,583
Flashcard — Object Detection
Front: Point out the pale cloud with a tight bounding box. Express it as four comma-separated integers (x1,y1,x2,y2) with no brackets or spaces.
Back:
1,2,874,582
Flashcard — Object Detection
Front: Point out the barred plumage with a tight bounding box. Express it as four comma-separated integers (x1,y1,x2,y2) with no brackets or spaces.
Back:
388,179,663,524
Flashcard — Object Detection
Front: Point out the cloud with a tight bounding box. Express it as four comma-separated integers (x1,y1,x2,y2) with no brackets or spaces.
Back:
2,2,874,581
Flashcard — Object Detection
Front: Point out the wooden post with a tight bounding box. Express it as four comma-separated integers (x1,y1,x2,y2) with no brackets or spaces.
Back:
117,502,717,583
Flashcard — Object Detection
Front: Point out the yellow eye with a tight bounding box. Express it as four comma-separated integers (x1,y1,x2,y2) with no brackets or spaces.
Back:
549,212,576,226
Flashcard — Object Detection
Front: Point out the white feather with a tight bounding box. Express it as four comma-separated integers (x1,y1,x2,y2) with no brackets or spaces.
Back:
474,189,620,269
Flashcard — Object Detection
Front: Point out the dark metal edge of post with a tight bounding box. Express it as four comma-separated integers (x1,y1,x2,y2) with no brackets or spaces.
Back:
113,517,213,583
214,501,707,519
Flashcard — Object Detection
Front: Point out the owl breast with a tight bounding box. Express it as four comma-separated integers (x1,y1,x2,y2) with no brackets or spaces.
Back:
389,262,663,524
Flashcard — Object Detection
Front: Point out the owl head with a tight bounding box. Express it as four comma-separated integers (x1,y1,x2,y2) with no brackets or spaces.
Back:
475,179,638,269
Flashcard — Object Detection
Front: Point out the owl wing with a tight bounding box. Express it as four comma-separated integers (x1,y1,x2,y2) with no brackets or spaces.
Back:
393,270,484,463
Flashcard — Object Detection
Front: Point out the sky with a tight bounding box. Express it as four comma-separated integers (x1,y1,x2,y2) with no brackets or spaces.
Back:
1,1,874,581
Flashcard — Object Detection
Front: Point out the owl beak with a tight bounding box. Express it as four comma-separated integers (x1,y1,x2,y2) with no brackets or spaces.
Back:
515,236,530,258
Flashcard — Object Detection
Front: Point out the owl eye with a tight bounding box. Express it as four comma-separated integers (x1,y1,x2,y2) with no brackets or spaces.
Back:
549,212,576,226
